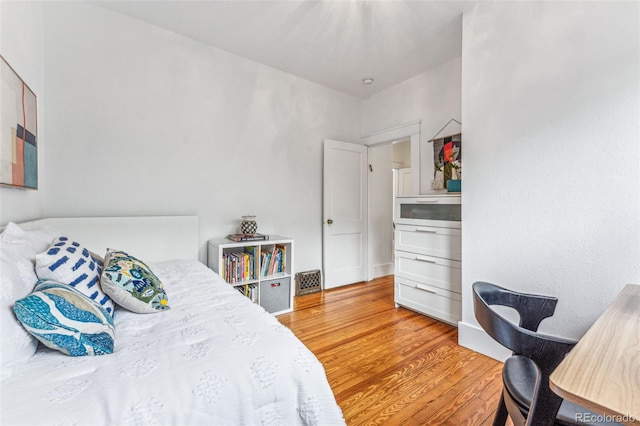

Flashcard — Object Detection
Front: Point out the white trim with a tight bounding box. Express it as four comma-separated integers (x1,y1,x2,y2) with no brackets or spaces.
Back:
409,133,421,195
361,120,421,146
371,262,394,279
457,320,511,362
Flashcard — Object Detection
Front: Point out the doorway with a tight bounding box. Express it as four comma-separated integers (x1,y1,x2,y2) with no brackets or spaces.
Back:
322,121,421,288
367,143,394,280
363,121,420,283
368,138,412,280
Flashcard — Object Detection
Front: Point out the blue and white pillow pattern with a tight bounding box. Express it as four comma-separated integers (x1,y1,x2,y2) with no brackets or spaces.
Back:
35,237,114,316
13,279,115,356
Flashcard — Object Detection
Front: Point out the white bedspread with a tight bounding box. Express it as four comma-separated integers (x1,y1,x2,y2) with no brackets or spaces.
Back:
1,260,345,426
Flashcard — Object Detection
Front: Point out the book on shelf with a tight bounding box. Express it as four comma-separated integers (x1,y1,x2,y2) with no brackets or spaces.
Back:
260,245,286,277
268,250,276,275
261,251,272,276
222,249,256,283
236,284,258,303
226,233,269,242
244,246,257,278
275,244,286,273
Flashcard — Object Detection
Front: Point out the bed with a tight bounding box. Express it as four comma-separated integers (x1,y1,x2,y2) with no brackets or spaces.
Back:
0,216,345,426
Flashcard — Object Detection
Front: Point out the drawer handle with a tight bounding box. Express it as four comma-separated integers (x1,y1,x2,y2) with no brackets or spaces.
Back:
415,228,437,234
416,200,438,204
414,256,436,263
416,284,437,294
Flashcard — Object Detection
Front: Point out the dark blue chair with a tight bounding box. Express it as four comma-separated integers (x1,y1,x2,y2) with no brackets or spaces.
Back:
472,281,620,426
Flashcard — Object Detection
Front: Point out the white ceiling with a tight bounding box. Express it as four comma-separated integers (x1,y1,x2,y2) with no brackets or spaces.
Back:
95,1,472,99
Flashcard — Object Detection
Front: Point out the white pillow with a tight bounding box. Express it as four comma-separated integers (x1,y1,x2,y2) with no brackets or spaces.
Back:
35,237,115,316
21,225,60,253
0,224,40,376
1,221,60,255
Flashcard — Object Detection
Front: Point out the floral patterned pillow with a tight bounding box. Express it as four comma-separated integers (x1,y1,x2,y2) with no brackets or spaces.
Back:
100,249,169,314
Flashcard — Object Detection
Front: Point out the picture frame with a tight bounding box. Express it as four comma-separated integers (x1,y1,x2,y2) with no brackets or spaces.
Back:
1,55,38,190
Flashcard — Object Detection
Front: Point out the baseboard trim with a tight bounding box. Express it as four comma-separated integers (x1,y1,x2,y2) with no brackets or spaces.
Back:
370,262,394,280
458,321,511,362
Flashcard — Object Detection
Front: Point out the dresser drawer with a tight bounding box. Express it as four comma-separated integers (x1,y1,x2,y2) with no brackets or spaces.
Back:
395,250,461,293
394,277,462,325
395,224,461,260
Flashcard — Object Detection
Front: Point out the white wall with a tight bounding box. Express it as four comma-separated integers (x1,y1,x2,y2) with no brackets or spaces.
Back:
0,0,46,224
392,140,411,168
459,1,640,358
41,2,361,269
362,57,462,194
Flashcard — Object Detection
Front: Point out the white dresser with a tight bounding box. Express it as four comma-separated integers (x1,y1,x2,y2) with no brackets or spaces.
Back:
394,195,462,325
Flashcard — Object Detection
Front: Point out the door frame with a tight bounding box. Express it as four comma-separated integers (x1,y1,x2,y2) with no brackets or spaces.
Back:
361,121,421,281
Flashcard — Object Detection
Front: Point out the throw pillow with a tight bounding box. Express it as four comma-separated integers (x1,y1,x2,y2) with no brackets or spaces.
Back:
0,225,40,374
17,222,61,253
101,249,170,314
35,237,115,316
13,279,115,356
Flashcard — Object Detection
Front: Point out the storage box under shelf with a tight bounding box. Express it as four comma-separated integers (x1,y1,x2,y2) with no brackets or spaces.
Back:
259,277,291,314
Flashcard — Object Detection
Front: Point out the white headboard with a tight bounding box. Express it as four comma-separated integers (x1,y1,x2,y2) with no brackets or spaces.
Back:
18,216,199,262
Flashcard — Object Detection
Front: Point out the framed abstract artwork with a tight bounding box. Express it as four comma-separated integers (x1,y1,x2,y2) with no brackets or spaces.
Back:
1,55,38,189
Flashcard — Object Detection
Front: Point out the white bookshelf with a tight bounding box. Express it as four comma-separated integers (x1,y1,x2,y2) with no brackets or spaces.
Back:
207,236,294,315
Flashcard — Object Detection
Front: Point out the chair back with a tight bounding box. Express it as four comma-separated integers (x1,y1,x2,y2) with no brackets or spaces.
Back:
472,281,574,366
472,281,577,426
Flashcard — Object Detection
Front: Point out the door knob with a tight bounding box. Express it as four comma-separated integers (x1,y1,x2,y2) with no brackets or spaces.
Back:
327,219,333,225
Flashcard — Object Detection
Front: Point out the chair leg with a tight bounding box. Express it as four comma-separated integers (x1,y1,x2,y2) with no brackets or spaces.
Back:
492,393,509,426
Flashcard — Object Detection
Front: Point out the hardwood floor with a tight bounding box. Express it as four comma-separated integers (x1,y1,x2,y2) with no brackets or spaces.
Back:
278,275,506,426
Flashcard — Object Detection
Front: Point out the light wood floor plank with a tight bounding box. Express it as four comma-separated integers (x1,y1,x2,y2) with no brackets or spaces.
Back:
278,275,505,425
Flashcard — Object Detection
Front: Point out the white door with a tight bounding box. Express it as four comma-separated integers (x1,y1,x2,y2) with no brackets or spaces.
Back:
323,139,368,289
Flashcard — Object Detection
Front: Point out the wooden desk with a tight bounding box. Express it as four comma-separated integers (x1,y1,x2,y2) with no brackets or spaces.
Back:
550,284,640,425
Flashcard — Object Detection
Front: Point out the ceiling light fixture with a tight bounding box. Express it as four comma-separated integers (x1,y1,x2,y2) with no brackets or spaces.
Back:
362,77,374,85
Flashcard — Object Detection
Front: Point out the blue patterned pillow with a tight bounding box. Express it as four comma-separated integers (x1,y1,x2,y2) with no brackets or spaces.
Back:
35,237,114,316
13,279,115,356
